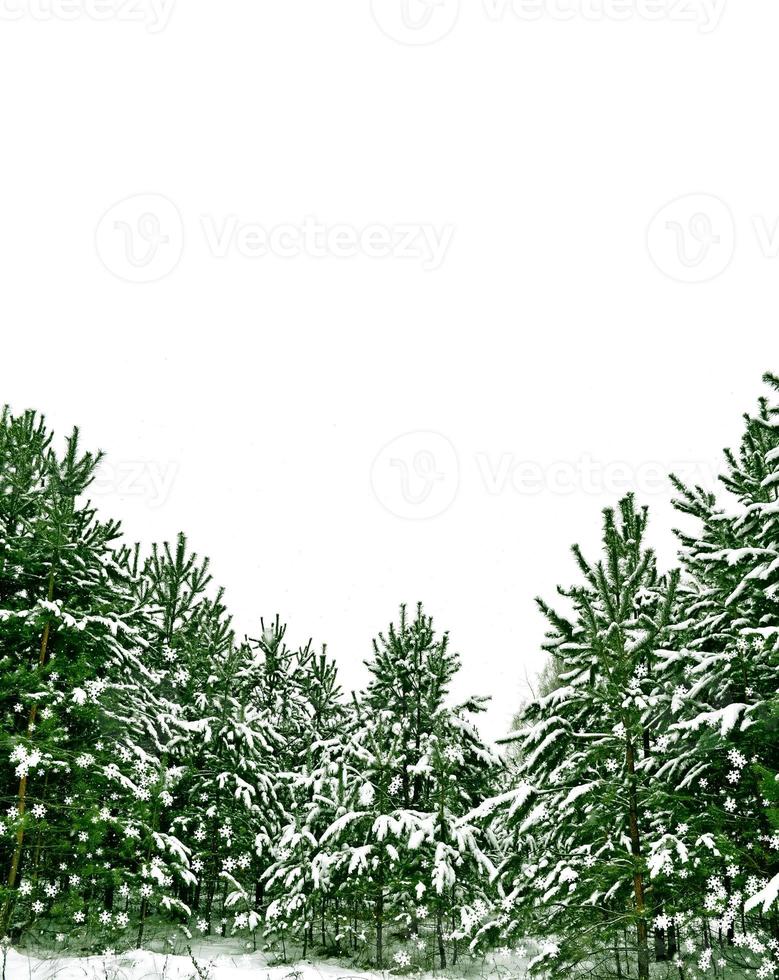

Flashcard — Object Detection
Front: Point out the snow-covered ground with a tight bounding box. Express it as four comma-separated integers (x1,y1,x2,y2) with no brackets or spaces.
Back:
4,943,530,980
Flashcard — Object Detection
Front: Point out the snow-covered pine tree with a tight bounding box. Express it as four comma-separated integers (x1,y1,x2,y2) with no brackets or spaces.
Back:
241,619,323,782
492,496,679,980
313,605,499,970
109,537,285,946
367,605,500,967
312,702,420,968
642,373,779,970
181,628,285,944
0,412,154,944
411,693,501,967
242,618,343,942
260,643,347,958
97,534,221,945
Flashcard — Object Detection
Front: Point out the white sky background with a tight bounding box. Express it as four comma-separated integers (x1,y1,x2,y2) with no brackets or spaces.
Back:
0,1,776,742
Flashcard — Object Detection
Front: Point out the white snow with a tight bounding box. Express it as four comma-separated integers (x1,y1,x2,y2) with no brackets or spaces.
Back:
4,947,376,980
4,944,530,980
673,702,749,736
745,871,779,914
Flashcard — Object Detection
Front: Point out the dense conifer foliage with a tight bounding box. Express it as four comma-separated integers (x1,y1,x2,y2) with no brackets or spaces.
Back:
1,381,777,977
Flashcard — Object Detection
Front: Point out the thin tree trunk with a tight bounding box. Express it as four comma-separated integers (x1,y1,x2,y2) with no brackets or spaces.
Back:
29,774,50,882
436,909,447,968
137,897,148,946
626,736,649,980
615,937,623,978
219,879,228,934
452,911,459,965
204,876,216,930
1,569,55,933
375,886,384,968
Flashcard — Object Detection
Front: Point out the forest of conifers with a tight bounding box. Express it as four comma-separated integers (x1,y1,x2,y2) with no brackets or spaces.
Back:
0,378,778,979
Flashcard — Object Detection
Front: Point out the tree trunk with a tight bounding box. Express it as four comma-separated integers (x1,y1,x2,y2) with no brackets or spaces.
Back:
204,876,216,930
375,886,384,968
1,569,55,933
436,909,447,968
137,897,148,946
625,736,649,980
452,911,459,965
